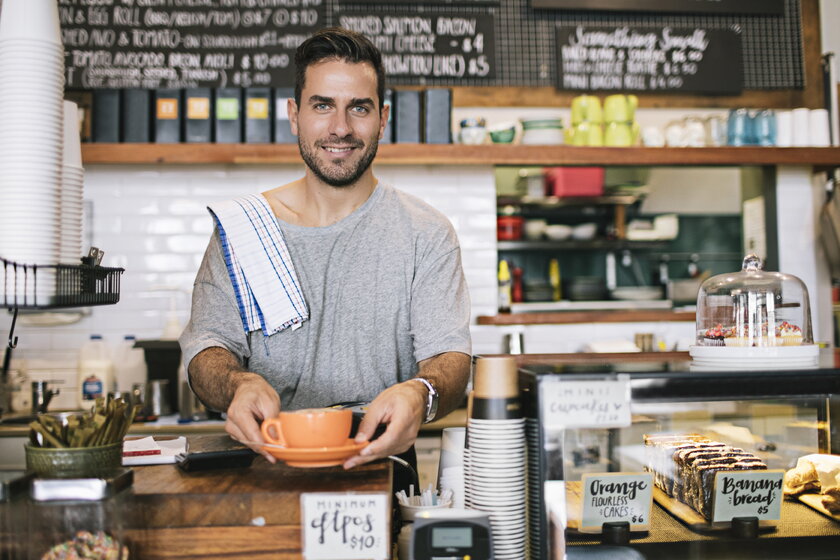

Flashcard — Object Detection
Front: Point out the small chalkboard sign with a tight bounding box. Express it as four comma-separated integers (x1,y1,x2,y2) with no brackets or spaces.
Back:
59,0,325,89
338,12,495,80
532,0,784,16
556,25,743,95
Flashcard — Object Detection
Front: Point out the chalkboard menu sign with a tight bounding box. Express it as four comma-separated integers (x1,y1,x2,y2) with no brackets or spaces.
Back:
556,25,743,95
338,13,495,80
58,0,325,90
533,0,784,15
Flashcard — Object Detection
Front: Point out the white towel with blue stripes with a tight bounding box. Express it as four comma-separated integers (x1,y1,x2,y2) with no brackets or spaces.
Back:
207,194,308,336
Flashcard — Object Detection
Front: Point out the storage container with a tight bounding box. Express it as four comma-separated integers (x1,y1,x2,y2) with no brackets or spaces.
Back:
543,167,605,198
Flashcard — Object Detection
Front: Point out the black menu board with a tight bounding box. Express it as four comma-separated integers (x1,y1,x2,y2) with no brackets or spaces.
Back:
59,0,325,89
556,25,743,95
532,0,784,15
337,12,495,80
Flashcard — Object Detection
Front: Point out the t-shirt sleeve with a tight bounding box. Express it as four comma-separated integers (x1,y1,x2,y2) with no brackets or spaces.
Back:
409,225,472,362
178,229,251,373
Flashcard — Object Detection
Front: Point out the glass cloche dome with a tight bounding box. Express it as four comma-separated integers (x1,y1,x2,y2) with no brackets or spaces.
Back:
694,254,813,348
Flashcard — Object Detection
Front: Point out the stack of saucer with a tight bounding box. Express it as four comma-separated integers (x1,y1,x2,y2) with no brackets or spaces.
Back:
464,356,528,560
0,0,65,303
60,100,84,264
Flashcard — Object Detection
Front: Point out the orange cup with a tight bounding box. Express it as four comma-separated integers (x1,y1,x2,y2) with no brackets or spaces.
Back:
261,408,352,449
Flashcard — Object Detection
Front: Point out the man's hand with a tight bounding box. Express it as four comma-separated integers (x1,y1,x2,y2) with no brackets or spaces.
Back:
224,372,281,463
343,380,427,469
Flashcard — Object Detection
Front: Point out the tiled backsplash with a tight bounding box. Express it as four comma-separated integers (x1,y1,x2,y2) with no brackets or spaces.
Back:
1,162,700,366
2,164,500,363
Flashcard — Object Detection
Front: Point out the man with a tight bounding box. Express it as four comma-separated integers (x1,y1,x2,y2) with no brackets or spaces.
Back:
179,27,471,470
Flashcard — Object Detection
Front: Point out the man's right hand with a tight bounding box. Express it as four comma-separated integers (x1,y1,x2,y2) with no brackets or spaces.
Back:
224,372,281,463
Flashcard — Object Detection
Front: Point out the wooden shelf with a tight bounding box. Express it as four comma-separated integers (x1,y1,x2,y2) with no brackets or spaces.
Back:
81,144,840,166
498,240,669,251
477,310,696,325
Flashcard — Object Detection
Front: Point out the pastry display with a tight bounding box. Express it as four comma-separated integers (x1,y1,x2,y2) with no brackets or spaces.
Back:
644,434,767,520
41,531,127,560
784,454,840,513
699,321,805,348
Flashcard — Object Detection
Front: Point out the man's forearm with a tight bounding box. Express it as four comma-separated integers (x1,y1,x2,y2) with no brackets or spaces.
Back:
416,352,471,420
188,346,258,412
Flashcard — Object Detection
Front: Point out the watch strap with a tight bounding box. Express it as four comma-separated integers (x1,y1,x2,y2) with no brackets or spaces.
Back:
409,377,438,423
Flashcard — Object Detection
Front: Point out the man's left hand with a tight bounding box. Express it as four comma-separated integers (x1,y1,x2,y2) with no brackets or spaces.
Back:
343,380,426,469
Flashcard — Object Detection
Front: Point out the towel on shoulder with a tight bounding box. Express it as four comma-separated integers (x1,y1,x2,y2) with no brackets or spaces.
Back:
207,194,308,336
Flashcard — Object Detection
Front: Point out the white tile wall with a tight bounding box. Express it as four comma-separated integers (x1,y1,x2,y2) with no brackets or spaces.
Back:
1,163,499,363
2,160,825,365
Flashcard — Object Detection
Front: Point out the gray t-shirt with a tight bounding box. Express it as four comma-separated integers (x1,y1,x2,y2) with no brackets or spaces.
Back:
180,183,472,411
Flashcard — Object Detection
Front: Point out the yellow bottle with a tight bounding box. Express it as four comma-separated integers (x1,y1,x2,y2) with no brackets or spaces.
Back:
549,258,562,301
498,260,512,313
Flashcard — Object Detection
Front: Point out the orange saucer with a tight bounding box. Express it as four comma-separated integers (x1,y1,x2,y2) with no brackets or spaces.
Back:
260,439,369,467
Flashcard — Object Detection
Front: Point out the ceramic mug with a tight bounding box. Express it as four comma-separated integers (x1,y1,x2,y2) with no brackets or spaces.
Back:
261,407,352,448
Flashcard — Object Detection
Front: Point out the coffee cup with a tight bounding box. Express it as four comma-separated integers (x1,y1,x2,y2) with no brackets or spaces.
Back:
261,407,352,448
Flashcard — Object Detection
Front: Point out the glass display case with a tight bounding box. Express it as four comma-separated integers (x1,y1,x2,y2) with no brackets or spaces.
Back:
519,355,840,560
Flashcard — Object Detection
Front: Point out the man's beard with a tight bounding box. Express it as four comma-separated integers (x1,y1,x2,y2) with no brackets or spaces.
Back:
299,135,379,188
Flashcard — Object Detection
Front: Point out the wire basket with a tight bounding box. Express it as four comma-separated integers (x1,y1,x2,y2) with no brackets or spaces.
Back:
2,257,124,309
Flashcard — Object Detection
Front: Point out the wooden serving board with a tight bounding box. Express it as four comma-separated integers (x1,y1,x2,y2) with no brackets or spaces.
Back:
799,493,840,522
653,487,776,531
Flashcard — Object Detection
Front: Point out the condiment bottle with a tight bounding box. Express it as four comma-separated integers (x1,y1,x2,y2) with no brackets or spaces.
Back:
549,258,562,301
512,266,524,303
498,260,512,313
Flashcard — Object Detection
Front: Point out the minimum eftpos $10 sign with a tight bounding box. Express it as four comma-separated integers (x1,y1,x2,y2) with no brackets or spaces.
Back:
300,493,389,560
712,470,784,523
580,473,653,532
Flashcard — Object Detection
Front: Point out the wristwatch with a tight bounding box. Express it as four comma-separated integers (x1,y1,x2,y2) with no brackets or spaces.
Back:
410,377,439,424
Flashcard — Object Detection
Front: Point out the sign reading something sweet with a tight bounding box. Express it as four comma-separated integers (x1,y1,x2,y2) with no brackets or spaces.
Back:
556,24,743,94
301,493,389,560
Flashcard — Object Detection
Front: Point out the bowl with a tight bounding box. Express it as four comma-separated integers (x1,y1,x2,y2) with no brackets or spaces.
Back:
25,441,123,478
524,219,547,240
572,223,597,240
544,224,572,241
489,126,516,144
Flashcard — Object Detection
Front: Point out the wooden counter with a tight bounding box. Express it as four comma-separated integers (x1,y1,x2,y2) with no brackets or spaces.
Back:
124,435,392,559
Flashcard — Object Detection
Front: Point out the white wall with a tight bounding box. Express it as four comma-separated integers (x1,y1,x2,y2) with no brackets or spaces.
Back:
2,164,499,363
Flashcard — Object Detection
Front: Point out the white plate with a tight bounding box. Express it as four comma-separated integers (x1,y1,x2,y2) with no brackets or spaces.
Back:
689,344,818,359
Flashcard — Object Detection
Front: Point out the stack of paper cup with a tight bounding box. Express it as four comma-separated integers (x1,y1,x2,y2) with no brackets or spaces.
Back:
0,0,65,304
60,100,85,264
464,356,528,560
437,427,466,508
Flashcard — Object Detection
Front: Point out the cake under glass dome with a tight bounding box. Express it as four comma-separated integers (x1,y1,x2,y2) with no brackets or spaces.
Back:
689,254,818,369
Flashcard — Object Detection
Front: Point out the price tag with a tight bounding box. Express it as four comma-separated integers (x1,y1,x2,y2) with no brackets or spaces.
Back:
542,377,631,429
580,473,653,532
712,470,784,523
301,493,389,560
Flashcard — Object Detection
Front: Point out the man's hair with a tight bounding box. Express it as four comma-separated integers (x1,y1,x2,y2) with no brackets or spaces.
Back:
294,27,386,109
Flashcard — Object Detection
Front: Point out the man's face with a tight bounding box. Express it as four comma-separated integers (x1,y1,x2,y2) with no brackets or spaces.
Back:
290,59,388,188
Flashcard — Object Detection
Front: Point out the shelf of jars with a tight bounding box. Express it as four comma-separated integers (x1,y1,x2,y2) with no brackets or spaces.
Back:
80,144,840,167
